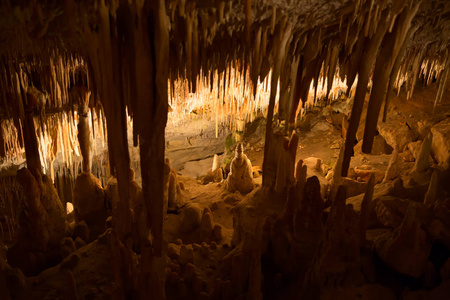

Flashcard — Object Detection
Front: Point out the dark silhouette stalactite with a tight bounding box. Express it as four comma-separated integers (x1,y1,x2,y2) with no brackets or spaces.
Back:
362,2,420,154
341,8,391,177
23,86,43,178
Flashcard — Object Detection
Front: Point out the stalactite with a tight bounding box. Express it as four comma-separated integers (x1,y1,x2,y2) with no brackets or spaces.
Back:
244,0,252,46
262,17,292,187
341,8,392,177
433,51,449,114
23,86,43,178
362,2,420,154
383,24,418,122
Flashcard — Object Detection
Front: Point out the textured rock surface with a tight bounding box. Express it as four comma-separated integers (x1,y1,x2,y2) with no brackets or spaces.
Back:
73,172,107,241
431,118,450,169
378,121,417,151
7,168,66,276
226,143,254,194
376,204,430,278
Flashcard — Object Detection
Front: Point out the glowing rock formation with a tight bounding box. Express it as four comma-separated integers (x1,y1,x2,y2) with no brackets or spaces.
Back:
226,143,254,194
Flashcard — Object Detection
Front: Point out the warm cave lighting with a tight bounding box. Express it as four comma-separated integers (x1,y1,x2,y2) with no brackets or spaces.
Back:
168,64,349,137
168,65,277,138
1,1,450,299
66,201,74,215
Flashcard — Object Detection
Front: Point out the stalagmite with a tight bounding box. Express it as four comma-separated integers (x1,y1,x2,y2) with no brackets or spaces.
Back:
72,172,106,241
424,171,438,207
383,148,399,183
77,88,91,173
274,143,287,194
247,222,263,300
359,174,375,242
376,203,431,278
7,167,66,276
412,132,432,174
226,143,254,194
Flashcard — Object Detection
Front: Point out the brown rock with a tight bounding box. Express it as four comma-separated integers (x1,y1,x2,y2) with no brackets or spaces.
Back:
213,224,223,242
200,212,214,240
7,168,66,276
200,242,209,257
73,221,90,242
354,167,385,183
179,244,194,265
60,237,76,258
231,252,250,296
378,121,417,151
376,204,431,278
74,237,86,249
73,172,106,240
431,118,450,169
192,276,203,293
210,241,217,250
354,135,392,155
180,204,202,232
384,148,400,182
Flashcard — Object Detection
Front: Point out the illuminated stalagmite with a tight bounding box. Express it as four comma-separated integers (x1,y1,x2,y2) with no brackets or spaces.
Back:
226,143,254,194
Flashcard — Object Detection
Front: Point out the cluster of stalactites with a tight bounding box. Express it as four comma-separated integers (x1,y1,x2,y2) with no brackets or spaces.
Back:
394,44,449,107
168,62,349,137
0,48,110,176
0,52,90,120
0,107,107,178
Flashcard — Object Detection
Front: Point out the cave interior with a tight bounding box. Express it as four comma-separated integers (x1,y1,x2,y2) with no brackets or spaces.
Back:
1,0,450,299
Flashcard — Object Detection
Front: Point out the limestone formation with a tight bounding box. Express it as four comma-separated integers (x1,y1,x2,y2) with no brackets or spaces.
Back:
376,204,431,278
7,168,66,276
431,118,450,169
0,258,25,300
200,211,214,240
378,121,417,152
73,172,107,241
360,174,375,243
303,185,362,297
165,158,190,210
226,143,254,194
180,204,202,232
412,132,433,174
293,176,324,244
424,171,439,207
383,148,399,183
375,196,427,228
